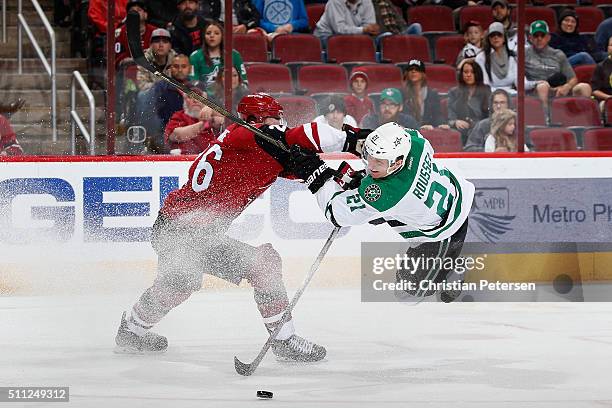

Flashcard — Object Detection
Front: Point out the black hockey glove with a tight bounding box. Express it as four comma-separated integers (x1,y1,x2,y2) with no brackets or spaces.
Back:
287,145,336,194
342,124,372,156
255,125,291,168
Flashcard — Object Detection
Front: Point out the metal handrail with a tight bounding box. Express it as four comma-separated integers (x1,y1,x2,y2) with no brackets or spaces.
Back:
17,0,57,142
70,70,95,155
2,0,6,43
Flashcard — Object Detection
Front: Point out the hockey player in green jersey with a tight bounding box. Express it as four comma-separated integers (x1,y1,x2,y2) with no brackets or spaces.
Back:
288,122,475,300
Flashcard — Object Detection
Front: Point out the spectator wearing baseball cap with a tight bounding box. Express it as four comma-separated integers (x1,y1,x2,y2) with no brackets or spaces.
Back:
314,95,358,130
402,60,448,131
114,0,157,69
491,0,519,52
475,22,520,95
550,8,601,67
344,71,375,124
360,87,418,129
136,29,177,93
525,20,592,111
457,20,484,66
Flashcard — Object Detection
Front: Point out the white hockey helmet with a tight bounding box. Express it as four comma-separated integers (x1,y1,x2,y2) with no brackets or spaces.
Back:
362,122,412,176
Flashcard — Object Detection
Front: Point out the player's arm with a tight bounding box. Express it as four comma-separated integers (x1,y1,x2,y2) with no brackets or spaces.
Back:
285,122,371,155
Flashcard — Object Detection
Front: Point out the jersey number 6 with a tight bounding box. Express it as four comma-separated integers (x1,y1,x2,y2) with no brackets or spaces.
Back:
191,144,223,192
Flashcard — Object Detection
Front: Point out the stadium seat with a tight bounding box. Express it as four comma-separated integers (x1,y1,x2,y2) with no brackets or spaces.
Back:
277,96,318,127
539,0,576,5
271,34,322,63
327,35,376,64
420,128,463,152
435,35,465,65
245,63,293,94
459,6,493,32
407,6,455,32
306,3,325,31
574,64,596,84
440,97,448,123
575,7,605,33
528,128,578,151
605,99,612,126
422,64,457,94
297,64,349,95
511,7,557,28
233,34,268,63
582,128,612,151
351,64,402,93
512,96,547,126
381,35,431,64
551,97,602,127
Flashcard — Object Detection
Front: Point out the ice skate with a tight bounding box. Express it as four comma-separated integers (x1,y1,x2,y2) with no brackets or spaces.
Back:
114,312,168,353
271,334,326,362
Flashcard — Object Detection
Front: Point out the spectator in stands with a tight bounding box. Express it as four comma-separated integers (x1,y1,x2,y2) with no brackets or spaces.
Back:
448,60,491,144
115,0,156,68
0,100,25,118
88,0,128,34
525,20,592,112
252,0,308,41
146,0,177,28
165,89,224,155
170,0,208,56
475,22,517,94
484,108,528,152
491,0,517,52
314,95,358,130
464,89,510,151
371,0,421,44
190,20,249,87
200,0,260,34
360,88,418,129
136,29,177,92
344,71,374,124
147,54,193,153
206,66,251,114
591,36,612,112
457,20,484,66
0,114,24,156
313,0,379,44
401,59,448,130
595,17,612,56
550,8,598,67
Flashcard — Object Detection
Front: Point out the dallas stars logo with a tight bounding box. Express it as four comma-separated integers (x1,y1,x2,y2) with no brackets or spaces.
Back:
364,184,382,202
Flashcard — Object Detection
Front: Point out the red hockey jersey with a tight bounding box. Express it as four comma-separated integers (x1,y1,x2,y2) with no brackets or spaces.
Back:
161,122,346,222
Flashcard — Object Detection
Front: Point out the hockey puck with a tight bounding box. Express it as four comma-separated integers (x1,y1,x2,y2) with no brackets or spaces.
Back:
257,390,273,399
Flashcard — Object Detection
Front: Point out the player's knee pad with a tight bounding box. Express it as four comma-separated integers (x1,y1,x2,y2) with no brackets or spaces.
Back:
246,243,284,291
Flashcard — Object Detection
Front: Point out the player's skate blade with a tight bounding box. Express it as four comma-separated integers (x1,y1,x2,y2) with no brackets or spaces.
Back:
271,335,326,362
114,312,168,354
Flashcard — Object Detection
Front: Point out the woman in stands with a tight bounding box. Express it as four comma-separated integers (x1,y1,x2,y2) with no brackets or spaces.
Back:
189,20,249,87
448,60,491,145
475,22,517,95
401,59,449,131
484,108,528,152
206,66,251,114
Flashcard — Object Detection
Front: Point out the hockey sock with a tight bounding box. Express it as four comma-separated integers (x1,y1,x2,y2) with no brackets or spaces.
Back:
263,312,295,340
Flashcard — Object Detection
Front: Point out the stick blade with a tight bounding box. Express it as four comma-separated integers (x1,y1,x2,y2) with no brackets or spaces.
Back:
234,356,254,376
126,11,156,72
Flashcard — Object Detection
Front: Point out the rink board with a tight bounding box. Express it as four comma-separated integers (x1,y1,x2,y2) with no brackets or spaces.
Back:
2,154,612,292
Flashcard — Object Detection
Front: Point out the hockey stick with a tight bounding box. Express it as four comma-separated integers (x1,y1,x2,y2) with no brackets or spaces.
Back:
125,11,288,153
234,225,342,376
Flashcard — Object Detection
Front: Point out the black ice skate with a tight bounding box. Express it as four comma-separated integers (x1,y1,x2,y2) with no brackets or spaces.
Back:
115,312,168,353
271,334,326,362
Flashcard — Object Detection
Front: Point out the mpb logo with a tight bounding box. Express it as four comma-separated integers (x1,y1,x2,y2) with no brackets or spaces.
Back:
470,187,516,243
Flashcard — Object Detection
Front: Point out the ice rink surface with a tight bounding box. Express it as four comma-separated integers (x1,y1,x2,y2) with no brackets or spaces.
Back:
2,288,612,408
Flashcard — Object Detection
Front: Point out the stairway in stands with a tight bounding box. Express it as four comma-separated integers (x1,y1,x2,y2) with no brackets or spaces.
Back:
0,0,108,155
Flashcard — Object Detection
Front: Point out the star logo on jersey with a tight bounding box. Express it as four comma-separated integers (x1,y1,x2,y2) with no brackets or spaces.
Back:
364,184,382,202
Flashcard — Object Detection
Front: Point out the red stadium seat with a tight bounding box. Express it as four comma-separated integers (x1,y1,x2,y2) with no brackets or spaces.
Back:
271,34,322,63
351,64,402,93
381,35,431,64
528,128,578,151
459,6,493,32
575,7,605,33
327,35,376,64
245,63,293,94
306,3,325,31
420,128,463,152
435,35,465,65
424,64,457,94
539,0,576,5
277,96,318,127
511,7,557,28
512,96,547,126
551,97,602,127
605,99,612,126
233,34,268,63
407,6,455,32
574,64,596,84
297,64,349,95
582,128,612,151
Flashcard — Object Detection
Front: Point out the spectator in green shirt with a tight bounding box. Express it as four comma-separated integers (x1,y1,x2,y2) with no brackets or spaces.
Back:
189,20,248,87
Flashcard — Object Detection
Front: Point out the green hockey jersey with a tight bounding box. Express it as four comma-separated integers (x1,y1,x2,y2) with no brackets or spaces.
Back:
316,130,475,242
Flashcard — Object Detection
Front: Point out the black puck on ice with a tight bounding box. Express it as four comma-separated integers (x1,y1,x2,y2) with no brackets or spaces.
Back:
257,390,273,399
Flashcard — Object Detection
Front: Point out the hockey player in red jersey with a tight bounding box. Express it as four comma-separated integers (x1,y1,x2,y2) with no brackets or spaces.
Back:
116,93,369,362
